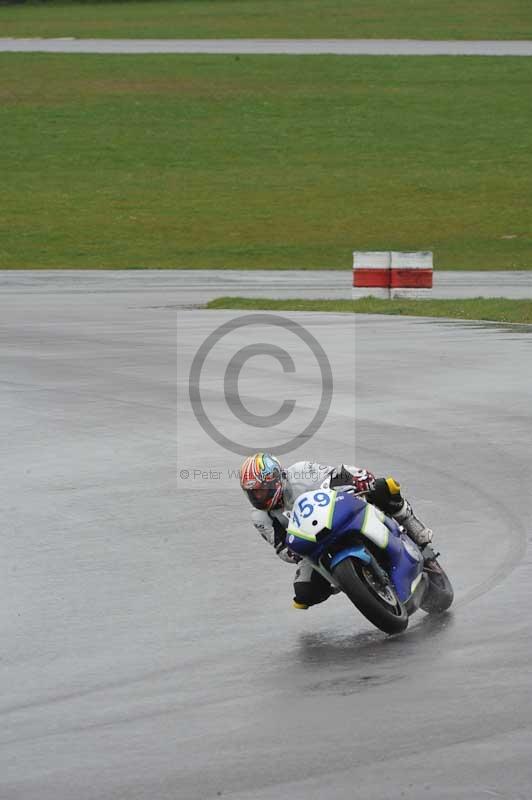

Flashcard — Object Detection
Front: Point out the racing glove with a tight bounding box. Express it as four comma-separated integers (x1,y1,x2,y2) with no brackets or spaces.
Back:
329,465,375,494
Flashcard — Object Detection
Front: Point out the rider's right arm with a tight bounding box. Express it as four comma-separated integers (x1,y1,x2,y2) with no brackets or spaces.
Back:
251,509,276,548
251,510,297,564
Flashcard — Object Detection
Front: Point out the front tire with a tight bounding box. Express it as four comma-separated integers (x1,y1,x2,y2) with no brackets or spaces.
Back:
332,557,409,635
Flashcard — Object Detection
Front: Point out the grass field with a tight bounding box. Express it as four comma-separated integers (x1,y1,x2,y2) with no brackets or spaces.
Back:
2,54,532,269
207,296,532,323
2,0,532,40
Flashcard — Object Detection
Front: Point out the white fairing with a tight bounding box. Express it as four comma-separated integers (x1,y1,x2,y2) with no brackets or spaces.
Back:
360,503,389,549
287,489,337,540
251,461,335,564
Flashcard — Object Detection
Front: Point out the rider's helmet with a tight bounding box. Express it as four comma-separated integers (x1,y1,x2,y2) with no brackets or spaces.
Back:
240,452,284,511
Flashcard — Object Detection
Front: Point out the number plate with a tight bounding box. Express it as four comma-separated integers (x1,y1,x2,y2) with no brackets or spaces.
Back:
287,489,337,541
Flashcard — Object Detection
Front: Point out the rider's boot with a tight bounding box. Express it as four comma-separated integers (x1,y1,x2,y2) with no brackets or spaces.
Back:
393,499,433,547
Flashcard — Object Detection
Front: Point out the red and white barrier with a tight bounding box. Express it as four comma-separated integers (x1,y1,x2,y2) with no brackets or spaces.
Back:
352,251,391,299
352,251,433,299
390,251,433,298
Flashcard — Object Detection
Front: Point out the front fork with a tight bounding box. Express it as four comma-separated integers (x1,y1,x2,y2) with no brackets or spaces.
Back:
308,558,340,589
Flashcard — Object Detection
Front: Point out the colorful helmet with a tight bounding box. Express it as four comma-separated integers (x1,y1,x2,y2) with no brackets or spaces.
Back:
240,452,284,510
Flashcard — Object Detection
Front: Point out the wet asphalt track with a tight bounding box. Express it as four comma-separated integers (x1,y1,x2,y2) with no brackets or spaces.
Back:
1,269,532,301
1,272,531,799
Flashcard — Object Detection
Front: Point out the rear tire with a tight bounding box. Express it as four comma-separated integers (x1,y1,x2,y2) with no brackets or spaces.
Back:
332,557,409,635
420,560,454,614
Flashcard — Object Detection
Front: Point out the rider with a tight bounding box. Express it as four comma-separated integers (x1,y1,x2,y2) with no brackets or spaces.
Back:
240,452,434,610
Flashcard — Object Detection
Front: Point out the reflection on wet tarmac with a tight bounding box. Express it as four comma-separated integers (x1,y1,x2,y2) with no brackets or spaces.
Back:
297,612,454,667
416,319,532,335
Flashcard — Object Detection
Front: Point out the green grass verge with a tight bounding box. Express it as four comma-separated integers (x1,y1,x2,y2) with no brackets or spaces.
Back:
2,0,532,40
2,54,532,269
207,296,532,323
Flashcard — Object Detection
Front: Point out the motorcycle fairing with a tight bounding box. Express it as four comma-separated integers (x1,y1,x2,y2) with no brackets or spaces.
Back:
330,544,371,571
286,490,424,603
331,493,424,602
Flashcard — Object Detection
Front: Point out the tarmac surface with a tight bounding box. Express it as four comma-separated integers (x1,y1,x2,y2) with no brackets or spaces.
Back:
2,38,532,55
1,272,531,799
1,269,532,301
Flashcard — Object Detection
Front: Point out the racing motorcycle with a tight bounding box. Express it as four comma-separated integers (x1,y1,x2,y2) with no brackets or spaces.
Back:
286,488,454,634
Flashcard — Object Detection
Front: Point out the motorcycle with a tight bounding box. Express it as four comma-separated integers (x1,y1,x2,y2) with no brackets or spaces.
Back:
286,487,454,634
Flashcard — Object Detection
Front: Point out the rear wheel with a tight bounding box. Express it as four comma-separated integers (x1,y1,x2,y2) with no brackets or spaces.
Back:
420,560,454,614
332,557,408,635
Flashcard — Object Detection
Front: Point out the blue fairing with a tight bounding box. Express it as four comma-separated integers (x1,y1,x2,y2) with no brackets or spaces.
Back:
288,491,424,603
330,545,371,570
285,533,317,556
331,493,368,535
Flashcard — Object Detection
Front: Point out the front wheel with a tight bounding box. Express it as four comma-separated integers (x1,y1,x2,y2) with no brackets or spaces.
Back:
332,557,409,635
